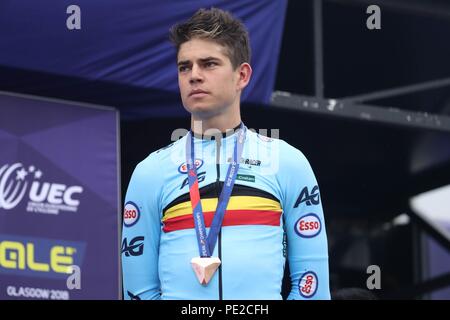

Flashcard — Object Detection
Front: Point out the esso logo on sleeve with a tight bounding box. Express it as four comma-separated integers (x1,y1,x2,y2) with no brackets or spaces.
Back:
124,201,140,227
295,213,322,238
299,271,318,298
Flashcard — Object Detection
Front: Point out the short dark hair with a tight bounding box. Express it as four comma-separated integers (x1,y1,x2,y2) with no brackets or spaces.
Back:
169,7,251,69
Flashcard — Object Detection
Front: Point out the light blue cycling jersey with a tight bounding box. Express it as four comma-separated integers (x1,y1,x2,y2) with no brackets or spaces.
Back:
121,125,330,300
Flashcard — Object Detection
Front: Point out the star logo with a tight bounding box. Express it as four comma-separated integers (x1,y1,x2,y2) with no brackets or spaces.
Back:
16,168,28,181
34,170,42,179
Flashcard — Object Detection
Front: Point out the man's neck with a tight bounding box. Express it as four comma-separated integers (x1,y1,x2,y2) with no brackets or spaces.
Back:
190,112,242,135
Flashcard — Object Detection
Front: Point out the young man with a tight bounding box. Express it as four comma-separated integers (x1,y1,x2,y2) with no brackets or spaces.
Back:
122,8,330,300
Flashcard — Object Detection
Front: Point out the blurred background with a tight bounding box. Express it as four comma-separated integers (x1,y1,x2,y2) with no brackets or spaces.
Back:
1,0,450,299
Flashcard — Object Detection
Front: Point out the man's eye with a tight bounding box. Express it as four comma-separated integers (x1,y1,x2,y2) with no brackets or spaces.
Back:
179,66,190,72
205,62,217,68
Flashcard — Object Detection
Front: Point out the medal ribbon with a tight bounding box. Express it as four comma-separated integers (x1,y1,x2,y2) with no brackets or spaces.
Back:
186,123,246,257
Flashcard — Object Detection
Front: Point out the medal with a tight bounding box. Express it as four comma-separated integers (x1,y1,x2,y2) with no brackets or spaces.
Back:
191,257,221,285
186,123,246,285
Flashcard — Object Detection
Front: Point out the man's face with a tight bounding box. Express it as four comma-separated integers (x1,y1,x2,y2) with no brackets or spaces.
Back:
177,38,241,119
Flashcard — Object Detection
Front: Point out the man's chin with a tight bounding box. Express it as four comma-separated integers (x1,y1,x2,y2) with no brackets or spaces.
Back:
187,105,222,119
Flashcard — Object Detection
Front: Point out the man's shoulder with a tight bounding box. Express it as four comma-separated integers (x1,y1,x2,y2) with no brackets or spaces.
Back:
266,135,310,171
247,129,277,145
245,130,312,177
247,130,306,162
135,135,186,172
154,135,186,156
279,139,311,169
147,135,185,160
280,139,307,159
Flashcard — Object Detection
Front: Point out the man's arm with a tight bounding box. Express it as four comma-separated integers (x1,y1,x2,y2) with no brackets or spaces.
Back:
121,158,162,300
280,144,331,299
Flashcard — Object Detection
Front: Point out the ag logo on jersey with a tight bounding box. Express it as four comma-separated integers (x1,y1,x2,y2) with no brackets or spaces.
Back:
294,185,320,207
295,213,321,238
178,159,203,174
121,236,144,257
299,271,318,298
123,201,140,227
180,171,206,189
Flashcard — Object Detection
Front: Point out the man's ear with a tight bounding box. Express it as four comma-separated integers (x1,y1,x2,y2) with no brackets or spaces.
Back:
237,63,252,90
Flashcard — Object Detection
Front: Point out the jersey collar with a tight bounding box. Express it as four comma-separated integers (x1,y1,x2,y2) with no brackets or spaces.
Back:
191,122,243,140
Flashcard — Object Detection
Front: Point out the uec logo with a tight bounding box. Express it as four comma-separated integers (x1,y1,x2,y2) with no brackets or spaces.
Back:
0,163,83,211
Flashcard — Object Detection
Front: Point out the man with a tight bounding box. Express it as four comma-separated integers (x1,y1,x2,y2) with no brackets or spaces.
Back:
122,7,330,300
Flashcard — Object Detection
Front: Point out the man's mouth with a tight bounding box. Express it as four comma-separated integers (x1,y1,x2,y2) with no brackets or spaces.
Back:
189,89,209,97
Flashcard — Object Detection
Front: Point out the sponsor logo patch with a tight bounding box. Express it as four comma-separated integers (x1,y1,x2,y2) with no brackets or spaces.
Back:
236,174,255,182
299,271,318,298
121,236,144,257
123,201,140,227
294,213,322,238
178,159,203,174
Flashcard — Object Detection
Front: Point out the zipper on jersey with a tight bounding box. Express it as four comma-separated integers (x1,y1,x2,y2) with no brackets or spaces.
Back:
215,137,223,300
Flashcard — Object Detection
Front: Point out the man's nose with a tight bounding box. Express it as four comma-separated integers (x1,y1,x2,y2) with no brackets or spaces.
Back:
189,64,203,84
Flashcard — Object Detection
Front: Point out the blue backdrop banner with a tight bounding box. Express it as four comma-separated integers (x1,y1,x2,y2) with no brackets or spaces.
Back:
0,0,287,115
0,92,120,299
